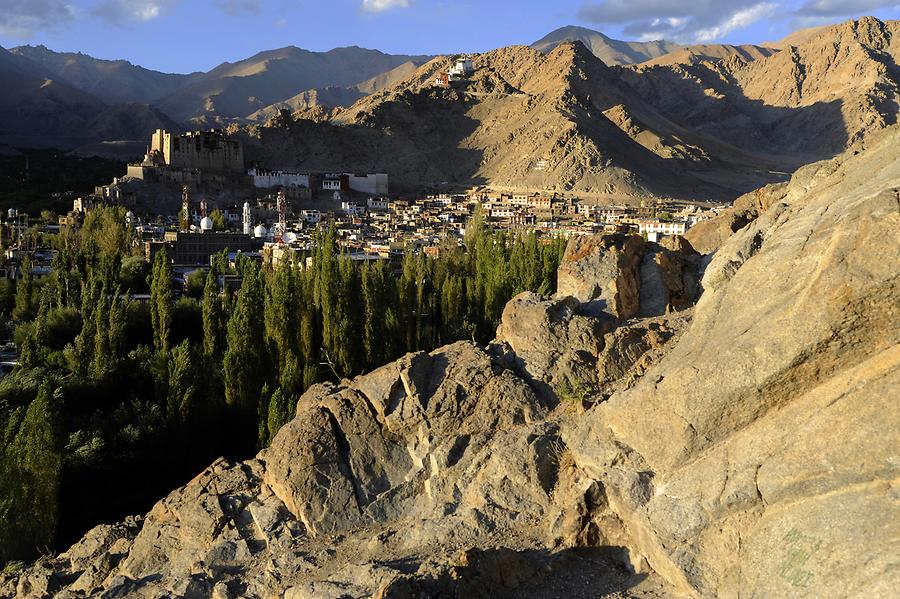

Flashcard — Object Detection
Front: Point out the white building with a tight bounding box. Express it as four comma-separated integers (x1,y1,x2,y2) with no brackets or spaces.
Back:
341,202,366,216
248,168,310,189
490,204,516,219
367,197,390,211
300,210,321,224
448,58,474,78
638,219,688,240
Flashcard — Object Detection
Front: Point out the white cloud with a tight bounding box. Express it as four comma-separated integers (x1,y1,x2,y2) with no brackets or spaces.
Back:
93,0,179,24
797,0,900,17
0,0,76,38
695,2,778,41
362,0,410,13
578,0,783,42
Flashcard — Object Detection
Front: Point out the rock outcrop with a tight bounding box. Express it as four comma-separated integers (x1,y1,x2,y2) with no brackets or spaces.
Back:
567,126,900,597
4,128,898,599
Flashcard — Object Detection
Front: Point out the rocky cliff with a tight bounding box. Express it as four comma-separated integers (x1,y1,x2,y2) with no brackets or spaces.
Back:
4,126,898,597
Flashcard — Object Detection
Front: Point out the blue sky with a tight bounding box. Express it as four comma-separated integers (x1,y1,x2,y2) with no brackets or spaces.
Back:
1,0,899,73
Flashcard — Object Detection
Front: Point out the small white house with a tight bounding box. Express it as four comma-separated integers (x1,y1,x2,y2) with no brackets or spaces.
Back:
449,58,474,78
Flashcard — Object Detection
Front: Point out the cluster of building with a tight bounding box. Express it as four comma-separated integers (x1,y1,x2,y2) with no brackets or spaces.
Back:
93,129,389,205
4,126,721,302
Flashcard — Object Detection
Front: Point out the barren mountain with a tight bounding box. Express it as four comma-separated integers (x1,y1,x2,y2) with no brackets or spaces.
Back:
7,117,896,598
0,45,108,147
241,42,782,200
532,25,680,65
638,43,778,67
246,61,422,123
763,23,831,48
8,45,197,105
156,46,431,122
623,17,900,163
83,102,183,142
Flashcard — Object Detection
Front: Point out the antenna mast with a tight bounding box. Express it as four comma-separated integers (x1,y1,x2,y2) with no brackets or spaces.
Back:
181,185,190,231
275,189,287,244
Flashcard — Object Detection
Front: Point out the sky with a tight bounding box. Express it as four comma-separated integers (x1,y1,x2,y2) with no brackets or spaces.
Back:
1,0,899,73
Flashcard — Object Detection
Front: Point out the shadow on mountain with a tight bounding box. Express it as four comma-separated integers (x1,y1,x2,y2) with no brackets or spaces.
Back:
620,62,851,167
243,91,488,193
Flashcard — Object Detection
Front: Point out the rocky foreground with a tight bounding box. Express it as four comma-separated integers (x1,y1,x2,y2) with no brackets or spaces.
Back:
5,128,899,598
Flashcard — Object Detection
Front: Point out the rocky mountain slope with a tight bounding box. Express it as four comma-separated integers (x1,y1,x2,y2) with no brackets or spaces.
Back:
241,42,781,200
624,17,900,163
532,25,680,65
8,45,197,105
157,46,431,123
637,44,778,67
238,17,899,200
5,117,897,599
247,60,424,122
0,45,110,148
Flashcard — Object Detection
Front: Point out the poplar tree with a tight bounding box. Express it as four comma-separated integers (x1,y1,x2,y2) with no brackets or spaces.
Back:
13,256,34,321
266,259,303,395
150,251,173,354
202,269,224,358
0,384,62,561
266,387,293,446
223,263,266,451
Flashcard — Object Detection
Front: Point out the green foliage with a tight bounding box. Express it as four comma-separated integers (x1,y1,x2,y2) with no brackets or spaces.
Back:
0,383,61,563
265,387,293,447
79,207,132,258
223,264,266,452
12,256,34,321
119,256,148,294
209,209,227,232
202,270,225,358
184,270,206,299
149,251,173,354
0,212,568,566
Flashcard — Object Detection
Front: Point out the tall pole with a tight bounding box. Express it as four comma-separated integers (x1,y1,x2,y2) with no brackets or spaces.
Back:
275,189,286,244
181,185,190,232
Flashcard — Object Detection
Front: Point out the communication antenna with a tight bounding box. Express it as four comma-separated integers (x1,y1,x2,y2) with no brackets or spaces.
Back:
275,189,287,244
181,185,190,231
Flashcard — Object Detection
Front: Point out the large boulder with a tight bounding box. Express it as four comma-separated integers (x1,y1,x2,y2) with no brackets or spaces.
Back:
637,236,702,317
493,292,612,396
566,129,900,597
555,233,645,319
684,182,787,254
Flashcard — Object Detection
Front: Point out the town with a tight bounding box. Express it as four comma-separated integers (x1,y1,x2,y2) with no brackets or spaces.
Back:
2,127,718,297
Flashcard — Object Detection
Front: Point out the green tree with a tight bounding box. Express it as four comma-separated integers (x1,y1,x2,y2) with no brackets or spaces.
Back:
265,259,302,395
0,384,62,562
209,209,227,231
13,256,34,321
150,251,173,354
223,263,266,452
202,269,225,358
265,387,293,446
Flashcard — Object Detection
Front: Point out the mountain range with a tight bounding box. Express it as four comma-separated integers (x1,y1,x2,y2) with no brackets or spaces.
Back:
1,17,898,201
238,17,900,200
